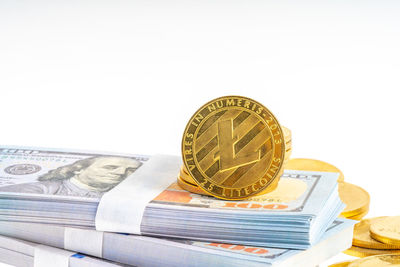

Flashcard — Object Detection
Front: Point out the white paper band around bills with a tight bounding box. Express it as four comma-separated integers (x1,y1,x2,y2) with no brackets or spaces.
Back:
95,154,181,234
64,228,104,258
34,245,75,267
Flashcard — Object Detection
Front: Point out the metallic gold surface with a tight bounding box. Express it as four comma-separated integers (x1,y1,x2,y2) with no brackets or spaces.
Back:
182,96,285,200
177,176,209,196
348,255,400,267
370,217,400,246
178,168,281,196
344,246,400,258
285,158,344,182
178,175,280,196
339,182,370,218
353,217,400,250
181,147,291,186
282,126,291,143
329,261,353,267
345,209,370,221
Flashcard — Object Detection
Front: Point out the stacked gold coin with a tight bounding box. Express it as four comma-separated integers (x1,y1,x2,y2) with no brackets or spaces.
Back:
181,96,288,200
338,182,370,220
286,158,370,221
178,125,292,197
343,217,400,258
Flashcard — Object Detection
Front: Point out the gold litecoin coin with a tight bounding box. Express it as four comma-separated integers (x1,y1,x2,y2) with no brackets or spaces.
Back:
353,217,400,250
370,217,400,246
285,158,344,182
329,261,353,267
348,255,400,267
344,246,400,258
339,182,370,218
182,96,285,200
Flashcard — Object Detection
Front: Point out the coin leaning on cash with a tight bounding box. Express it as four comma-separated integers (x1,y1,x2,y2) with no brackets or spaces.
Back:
179,125,291,197
181,96,288,200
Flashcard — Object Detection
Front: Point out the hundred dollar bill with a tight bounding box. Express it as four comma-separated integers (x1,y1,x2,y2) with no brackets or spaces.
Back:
152,173,323,212
0,235,128,267
0,146,148,199
0,218,355,267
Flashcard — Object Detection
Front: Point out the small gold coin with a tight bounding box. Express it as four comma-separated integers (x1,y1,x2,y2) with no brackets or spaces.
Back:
177,176,209,196
344,246,400,258
285,158,344,182
182,96,285,200
370,217,400,246
348,254,400,267
346,209,370,221
329,261,353,267
352,217,400,250
339,182,370,218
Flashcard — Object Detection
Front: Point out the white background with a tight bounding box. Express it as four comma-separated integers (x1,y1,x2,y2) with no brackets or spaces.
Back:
1,1,400,266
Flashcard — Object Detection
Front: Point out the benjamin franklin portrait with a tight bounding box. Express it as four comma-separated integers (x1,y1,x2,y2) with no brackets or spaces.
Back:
0,156,142,198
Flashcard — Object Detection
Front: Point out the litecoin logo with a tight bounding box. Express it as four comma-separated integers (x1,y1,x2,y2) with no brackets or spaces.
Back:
4,164,42,175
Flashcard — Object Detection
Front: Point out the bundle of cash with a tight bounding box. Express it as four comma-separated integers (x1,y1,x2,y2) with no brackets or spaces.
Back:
0,146,344,250
0,235,125,267
0,218,355,267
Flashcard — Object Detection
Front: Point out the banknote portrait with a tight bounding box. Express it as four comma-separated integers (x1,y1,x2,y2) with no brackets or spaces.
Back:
0,156,142,198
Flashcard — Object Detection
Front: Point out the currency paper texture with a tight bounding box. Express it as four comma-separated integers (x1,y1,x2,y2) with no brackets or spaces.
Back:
0,218,355,267
0,146,343,249
0,146,148,199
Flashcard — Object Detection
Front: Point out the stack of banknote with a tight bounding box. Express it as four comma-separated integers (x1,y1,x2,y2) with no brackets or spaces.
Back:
0,235,125,267
0,146,352,266
0,218,355,267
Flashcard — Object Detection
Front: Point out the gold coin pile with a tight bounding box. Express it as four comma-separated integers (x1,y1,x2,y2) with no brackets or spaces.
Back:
329,254,400,267
286,158,370,221
342,217,400,258
181,96,289,200
338,182,370,220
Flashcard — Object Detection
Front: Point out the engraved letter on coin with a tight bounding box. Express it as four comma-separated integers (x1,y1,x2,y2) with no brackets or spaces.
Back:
218,119,260,172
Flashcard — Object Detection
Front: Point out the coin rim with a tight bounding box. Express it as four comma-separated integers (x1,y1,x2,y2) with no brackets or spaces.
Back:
344,246,400,258
348,254,400,267
352,217,400,250
340,182,370,217
370,217,400,246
